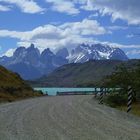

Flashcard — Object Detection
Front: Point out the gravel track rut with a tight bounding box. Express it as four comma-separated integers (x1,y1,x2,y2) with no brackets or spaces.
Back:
0,95,140,140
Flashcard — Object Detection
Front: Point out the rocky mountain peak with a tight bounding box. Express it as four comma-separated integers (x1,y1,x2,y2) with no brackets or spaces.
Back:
56,47,69,59
30,43,35,48
41,48,54,57
13,47,26,58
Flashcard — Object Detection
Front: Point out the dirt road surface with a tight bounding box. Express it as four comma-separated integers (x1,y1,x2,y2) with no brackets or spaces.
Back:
0,95,140,140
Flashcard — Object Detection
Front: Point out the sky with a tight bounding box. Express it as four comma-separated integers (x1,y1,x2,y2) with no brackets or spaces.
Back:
0,0,140,59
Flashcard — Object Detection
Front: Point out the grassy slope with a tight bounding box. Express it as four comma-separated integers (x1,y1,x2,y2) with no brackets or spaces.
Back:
118,102,140,117
0,65,42,102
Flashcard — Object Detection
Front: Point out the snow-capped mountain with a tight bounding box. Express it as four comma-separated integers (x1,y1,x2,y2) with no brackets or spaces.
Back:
0,43,128,79
68,43,128,63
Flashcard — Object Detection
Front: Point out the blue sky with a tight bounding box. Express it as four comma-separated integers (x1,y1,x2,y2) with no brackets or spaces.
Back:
0,0,140,59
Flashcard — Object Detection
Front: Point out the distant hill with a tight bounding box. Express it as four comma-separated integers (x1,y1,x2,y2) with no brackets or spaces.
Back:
30,60,139,87
0,65,42,102
0,43,128,80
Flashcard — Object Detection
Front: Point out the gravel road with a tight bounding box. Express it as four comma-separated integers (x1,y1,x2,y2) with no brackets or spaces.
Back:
0,95,140,140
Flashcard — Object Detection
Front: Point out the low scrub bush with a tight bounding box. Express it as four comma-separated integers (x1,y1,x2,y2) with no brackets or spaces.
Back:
104,93,127,107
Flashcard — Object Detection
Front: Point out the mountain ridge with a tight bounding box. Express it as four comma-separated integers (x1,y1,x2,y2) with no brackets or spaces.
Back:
0,43,128,80
0,44,68,79
68,43,128,63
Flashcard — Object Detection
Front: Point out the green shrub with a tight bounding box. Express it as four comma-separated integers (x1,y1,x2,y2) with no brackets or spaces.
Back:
104,93,127,107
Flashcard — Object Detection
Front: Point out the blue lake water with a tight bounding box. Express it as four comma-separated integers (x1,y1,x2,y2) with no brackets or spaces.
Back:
34,87,99,96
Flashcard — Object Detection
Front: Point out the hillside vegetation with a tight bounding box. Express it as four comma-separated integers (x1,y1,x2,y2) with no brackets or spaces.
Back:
30,60,139,87
103,60,140,106
101,60,140,116
0,65,42,102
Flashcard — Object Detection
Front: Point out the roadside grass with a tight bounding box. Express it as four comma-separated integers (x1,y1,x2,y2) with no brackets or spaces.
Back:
0,93,16,102
117,102,140,117
0,90,44,103
102,94,140,117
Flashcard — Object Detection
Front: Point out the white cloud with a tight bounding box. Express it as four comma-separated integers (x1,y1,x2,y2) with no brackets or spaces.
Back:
80,0,94,11
1,17,139,55
126,34,134,38
0,0,44,13
126,33,140,38
107,26,128,31
4,48,15,57
126,49,140,55
60,19,106,35
1,0,140,25
0,4,11,11
88,12,99,19
46,0,79,15
74,0,140,25
0,19,107,51
100,41,140,49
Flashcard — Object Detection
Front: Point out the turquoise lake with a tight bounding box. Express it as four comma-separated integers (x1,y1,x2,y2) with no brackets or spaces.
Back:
34,87,99,96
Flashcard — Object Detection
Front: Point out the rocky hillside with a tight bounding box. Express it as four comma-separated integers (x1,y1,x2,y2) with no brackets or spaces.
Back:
0,65,42,102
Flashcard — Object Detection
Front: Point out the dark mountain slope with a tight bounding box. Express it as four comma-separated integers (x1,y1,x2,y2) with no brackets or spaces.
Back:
30,60,139,87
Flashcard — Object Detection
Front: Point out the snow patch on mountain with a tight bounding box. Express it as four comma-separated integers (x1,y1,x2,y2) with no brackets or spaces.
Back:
98,51,110,59
68,43,128,63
